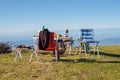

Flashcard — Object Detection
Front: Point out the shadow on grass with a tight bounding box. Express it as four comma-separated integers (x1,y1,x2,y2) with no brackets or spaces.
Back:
97,61,120,63
59,59,74,63
76,58,96,63
59,58,96,63
59,58,120,63
88,51,120,58
100,51,120,58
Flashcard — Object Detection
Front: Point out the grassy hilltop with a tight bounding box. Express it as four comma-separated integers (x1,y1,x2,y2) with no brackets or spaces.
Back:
0,45,120,80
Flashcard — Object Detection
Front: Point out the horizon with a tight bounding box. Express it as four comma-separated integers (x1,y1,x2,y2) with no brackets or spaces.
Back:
0,28,120,41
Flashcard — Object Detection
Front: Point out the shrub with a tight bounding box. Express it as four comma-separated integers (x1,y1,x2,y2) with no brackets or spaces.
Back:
0,42,11,53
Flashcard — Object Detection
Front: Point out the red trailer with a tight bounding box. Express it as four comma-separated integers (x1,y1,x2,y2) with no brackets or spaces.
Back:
29,29,73,63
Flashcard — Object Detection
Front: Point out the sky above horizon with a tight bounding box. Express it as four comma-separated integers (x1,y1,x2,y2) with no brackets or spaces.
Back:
0,0,120,41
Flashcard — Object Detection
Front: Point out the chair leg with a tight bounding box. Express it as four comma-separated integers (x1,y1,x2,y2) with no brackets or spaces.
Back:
14,52,18,63
29,49,34,64
93,42,99,58
55,49,59,62
35,51,40,62
78,46,81,54
14,48,22,63
69,44,72,55
18,49,22,60
29,48,40,64
93,43,96,55
83,43,87,58
75,46,80,54
97,45,99,58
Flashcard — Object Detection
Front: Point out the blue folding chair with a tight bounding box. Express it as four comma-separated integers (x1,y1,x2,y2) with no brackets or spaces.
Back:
78,29,99,58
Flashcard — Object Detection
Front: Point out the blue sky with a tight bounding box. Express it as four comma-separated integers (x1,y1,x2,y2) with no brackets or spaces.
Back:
0,0,120,41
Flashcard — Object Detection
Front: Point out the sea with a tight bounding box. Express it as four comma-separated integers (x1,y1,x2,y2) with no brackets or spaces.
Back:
0,28,120,46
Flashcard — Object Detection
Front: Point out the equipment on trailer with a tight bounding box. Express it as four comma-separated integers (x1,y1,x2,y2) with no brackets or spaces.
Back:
29,28,73,63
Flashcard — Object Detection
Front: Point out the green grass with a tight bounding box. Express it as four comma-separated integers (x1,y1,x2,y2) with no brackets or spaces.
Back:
0,45,120,80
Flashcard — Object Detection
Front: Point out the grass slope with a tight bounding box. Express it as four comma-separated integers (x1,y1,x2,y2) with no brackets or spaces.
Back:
0,45,120,80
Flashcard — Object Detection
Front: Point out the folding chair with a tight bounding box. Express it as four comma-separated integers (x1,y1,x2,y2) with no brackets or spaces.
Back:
78,29,99,58
13,44,32,63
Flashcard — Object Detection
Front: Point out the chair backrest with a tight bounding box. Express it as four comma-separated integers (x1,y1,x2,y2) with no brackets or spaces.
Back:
80,29,94,41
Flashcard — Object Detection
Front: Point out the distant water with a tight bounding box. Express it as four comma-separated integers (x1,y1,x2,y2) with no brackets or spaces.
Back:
53,28,120,46
0,28,120,46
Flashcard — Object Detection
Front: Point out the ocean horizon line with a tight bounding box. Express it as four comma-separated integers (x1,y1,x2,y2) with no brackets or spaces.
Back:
0,37,120,46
